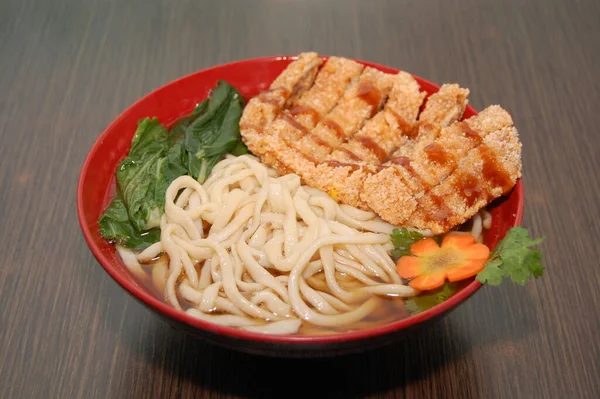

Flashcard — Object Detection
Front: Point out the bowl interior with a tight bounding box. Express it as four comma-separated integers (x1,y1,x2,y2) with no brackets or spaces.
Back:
77,56,524,345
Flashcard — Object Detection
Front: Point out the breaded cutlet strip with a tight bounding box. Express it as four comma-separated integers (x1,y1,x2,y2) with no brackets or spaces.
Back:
406,126,522,234
305,162,377,210
361,105,514,224
255,57,365,177
326,71,426,164
291,67,396,162
392,84,469,158
273,57,364,146
302,72,426,210
240,52,322,148
400,105,513,190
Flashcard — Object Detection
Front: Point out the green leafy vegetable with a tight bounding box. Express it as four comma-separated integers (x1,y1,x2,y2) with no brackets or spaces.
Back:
98,198,161,249
115,118,187,232
476,227,545,286
183,80,245,183
168,101,209,143
390,228,424,259
405,282,459,315
230,139,250,156
98,80,247,250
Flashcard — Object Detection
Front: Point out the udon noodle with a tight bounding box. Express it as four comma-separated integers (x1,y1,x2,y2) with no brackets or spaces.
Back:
117,154,490,335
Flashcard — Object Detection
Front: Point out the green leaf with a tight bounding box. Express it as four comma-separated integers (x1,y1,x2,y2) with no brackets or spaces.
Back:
405,282,459,315
390,228,424,259
98,80,248,252
98,197,161,250
127,117,170,159
476,227,545,287
230,139,250,156
116,118,172,231
525,250,544,277
183,80,245,182
104,117,187,239
148,141,188,226
169,101,209,143
476,258,505,286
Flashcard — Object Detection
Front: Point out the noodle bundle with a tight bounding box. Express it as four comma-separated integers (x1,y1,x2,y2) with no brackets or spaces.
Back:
118,154,428,334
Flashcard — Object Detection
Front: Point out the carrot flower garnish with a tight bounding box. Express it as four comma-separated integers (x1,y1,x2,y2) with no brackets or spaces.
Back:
396,233,490,291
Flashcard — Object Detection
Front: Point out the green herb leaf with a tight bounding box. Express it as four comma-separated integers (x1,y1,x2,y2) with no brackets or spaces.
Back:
390,228,424,259
98,80,247,251
476,258,505,286
98,197,161,250
168,101,209,143
116,117,173,231
100,117,187,244
405,282,459,315
230,139,250,156
476,227,545,286
183,80,245,183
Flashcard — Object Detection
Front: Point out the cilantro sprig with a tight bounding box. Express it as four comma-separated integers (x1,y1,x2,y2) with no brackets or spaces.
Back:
390,228,425,259
476,226,545,286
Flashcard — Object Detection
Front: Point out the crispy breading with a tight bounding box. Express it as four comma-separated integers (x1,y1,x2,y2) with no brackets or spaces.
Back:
327,71,426,164
360,105,514,223
291,67,395,162
305,71,426,209
240,52,322,171
239,52,523,234
275,57,364,151
406,126,522,233
392,83,469,158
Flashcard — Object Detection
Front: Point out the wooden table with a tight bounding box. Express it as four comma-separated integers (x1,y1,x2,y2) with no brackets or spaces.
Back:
1,0,599,397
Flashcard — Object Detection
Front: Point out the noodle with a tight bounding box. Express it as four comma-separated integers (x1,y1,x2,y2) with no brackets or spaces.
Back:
117,154,491,335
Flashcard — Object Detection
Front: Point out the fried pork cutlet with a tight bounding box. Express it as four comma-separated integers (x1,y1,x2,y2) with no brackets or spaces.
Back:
273,57,364,154
290,67,396,162
239,52,523,234
391,83,470,158
248,56,365,176
302,71,426,209
361,105,516,229
406,126,521,233
327,71,426,164
240,52,322,162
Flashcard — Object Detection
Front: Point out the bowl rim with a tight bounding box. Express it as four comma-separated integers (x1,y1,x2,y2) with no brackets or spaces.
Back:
77,54,524,345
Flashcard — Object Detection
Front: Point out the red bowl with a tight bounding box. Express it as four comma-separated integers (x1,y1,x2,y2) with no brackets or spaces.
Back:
77,55,524,357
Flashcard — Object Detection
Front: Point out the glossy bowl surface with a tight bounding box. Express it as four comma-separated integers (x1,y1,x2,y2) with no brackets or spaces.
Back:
77,55,524,357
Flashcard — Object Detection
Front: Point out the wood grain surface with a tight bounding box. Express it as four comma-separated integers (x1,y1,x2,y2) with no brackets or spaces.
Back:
1,0,599,397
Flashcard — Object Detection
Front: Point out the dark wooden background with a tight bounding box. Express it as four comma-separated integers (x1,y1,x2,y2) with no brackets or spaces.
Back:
1,0,599,397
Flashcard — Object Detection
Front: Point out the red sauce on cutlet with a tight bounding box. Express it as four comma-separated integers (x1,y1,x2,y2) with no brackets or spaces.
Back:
326,161,360,172
460,121,483,144
355,136,387,162
406,121,424,140
258,88,290,106
388,110,413,135
282,113,308,134
357,82,381,117
424,143,454,167
308,133,333,149
389,156,411,167
388,156,430,189
453,172,484,207
338,147,361,161
480,146,513,192
290,105,321,126
429,195,452,221
323,119,346,141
